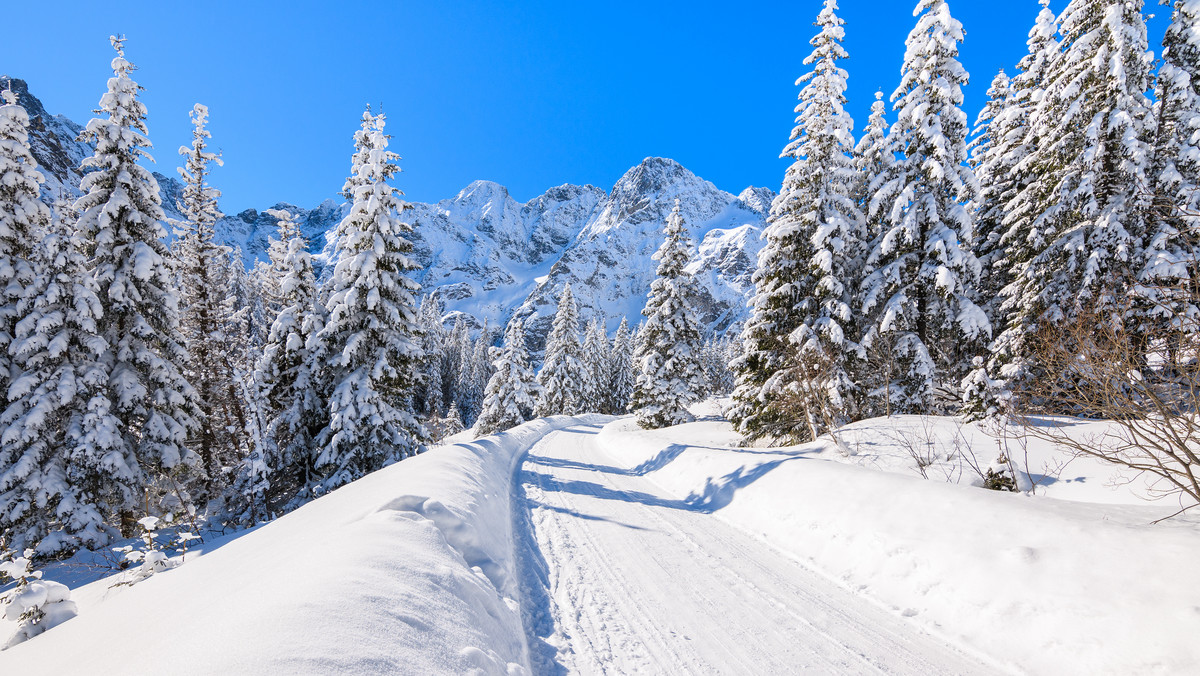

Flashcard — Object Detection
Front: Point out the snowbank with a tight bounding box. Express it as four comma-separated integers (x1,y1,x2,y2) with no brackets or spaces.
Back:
596,415,1200,676
1,415,601,675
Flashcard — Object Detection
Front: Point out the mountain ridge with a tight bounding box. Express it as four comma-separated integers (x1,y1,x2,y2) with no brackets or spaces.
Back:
4,77,772,347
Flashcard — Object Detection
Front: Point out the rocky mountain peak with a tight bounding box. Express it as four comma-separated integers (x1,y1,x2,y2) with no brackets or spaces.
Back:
12,78,767,350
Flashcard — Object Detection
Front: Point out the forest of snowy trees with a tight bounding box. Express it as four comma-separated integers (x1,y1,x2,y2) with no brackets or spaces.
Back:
734,0,1200,471
0,36,734,564
2,0,1200,575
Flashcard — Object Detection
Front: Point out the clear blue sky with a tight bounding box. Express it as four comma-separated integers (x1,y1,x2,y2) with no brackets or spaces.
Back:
1,1,1170,212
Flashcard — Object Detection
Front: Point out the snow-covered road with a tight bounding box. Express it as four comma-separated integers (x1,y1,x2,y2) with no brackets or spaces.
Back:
516,423,998,675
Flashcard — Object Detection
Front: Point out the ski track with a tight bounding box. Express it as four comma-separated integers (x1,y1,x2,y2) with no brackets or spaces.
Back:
516,423,1002,676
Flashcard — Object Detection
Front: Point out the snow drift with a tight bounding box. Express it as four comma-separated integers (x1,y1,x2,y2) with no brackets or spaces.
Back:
0,416,602,675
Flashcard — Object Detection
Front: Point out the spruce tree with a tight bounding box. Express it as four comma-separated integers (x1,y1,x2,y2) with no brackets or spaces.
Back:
605,317,635,415
0,170,121,556
255,209,325,507
854,91,893,248
860,0,989,414
474,319,538,436
968,70,1015,324
967,0,1061,418
311,109,424,492
581,318,609,413
1140,0,1200,339
0,85,46,413
416,297,447,418
733,0,863,439
535,284,590,417
75,37,200,527
174,104,246,501
631,201,706,429
466,327,493,425
991,0,1153,406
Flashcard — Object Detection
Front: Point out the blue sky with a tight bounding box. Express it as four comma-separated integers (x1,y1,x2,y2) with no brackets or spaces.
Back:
1,1,1170,212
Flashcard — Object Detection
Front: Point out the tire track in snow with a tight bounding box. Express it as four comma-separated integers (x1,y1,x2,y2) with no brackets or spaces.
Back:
516,424,1001,675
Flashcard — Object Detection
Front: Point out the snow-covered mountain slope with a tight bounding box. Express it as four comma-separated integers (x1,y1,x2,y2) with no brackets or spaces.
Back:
509,158,769,350
0,77,92,203
10,78,770,345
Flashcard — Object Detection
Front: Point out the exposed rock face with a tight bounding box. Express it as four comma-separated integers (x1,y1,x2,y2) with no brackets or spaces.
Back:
0,77,92,203
12,78,771,349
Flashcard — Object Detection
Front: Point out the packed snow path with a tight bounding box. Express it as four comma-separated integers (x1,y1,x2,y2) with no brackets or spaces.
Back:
516,423,998,675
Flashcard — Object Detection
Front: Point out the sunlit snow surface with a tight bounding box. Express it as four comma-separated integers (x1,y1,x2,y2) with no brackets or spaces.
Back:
5,405,1198,675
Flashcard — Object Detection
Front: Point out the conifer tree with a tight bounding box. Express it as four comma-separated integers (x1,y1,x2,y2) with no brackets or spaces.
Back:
605,317,635,415
174,104,246,501
733,0,863,438
255,209,324,506
966,0,1060,418
535,284,590,417
860,0,989,414
416,297,447,418
466,328,493,425
475,319,538,436
0,85,46,412
854,91,892,234
1140,0,1200,335
631,201,706,428
969,70,1015,324
991,0,1153,402
75,37,200,526
0,177,121,556
311,109,424,492
582,318,609,413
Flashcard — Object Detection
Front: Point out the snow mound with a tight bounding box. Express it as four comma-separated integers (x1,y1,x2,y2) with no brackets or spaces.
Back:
1,416,604,675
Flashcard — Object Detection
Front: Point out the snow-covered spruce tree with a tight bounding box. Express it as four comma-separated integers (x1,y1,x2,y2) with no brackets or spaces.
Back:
0,191,122,556
965,0,1060,419
416,296,447,418
993,0,1152,408
173,104,248,502
253,209,325,510
310,110,424,492
581,318,609,413
604,317,635,415
0,550,77,649
226,246,269,349
75,37,200,532
860,0,989,414
968,70,1015,324
0,85,46,412
732,0,863,440
465,327,494,426
474,319,539,436
854,91,893,248
631,201,706,429
444,317,469,412
535,283,590,417
451,323,490,426
1139,0,1200,342
441,402,465,439
699,335,737,397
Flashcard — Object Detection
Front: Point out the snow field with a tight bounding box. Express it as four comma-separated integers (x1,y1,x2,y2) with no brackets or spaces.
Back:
1,415,603,675
595,413,1200,675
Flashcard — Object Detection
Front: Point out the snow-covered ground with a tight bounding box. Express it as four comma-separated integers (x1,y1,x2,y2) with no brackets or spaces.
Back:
0,415,603,675
4,405,1198,674
596,404,1200,675
517,421,996,674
